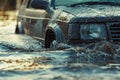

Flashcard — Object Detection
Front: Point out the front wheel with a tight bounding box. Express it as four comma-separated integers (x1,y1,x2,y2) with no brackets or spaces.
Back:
50,40,59,50
45,30,56,48
15,24,24,34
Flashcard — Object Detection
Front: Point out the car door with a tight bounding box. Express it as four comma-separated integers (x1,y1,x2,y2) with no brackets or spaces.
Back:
25,0,51,39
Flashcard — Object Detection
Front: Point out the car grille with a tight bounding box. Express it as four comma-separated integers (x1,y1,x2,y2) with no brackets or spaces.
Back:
110,23,120,42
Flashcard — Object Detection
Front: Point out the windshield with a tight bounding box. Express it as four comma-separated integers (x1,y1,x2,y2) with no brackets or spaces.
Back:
55,0,120,6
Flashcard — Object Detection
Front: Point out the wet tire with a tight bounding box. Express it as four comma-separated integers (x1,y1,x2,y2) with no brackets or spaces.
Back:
50,40,58,49
45,30,56,48
15,24,24,34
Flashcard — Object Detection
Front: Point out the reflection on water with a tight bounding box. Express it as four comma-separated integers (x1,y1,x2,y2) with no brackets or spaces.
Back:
0,35,119,80
0,21,120,80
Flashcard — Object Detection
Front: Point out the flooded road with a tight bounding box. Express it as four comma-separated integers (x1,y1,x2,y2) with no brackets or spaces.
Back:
0,21,120,80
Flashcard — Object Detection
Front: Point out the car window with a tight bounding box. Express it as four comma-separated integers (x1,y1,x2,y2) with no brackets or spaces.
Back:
27,0,33,8
27,0,50,9
55,0,120,6
22,0,28,5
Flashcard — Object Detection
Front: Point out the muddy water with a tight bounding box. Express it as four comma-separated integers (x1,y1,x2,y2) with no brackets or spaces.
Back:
0,22,120,80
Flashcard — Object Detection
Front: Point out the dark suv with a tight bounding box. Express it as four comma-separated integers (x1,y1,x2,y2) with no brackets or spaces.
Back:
15,0,120,48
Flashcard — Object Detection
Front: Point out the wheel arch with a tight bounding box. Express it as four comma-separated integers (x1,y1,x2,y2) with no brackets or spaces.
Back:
45,25,66,48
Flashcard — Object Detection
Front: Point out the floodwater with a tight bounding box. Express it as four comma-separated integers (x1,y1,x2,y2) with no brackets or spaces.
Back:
0,21,120,80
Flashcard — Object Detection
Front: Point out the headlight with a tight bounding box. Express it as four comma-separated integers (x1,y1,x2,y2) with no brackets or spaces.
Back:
80,24,107,40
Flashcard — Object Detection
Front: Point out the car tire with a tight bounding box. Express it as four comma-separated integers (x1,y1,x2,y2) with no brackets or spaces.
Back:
50,40,58,49
45,30,56,48
15,24,24,34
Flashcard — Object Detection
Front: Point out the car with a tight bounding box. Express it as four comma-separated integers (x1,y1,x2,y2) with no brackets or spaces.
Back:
15,0,120,48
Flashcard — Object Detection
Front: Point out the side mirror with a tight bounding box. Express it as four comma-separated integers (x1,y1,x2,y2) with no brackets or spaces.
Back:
31,0,49,9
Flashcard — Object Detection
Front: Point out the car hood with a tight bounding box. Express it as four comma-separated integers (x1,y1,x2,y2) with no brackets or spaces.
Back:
61,5,120,23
